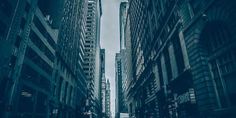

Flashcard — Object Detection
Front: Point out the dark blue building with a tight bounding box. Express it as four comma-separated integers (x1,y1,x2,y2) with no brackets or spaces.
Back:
125,0,236,118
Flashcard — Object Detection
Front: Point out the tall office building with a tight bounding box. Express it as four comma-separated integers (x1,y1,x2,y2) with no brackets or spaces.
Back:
123,10,134,117
115,53,128,118
0,0,61,117
115,53,121,118
116,2,129,118
83,0,102,117
115,53,122,117
0,0,89,118
56,0,88,117
119,1,128,49
0,3,30,117
126,0,236,118
100,49,105,84
105,79,111,118
0,0,101,117
100,49,106,117
101,75,106,117
120,49,128,112
126,0,197,117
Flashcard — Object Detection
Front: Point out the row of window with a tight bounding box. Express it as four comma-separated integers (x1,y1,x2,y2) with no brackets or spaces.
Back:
29,30,55,62
57,76,75,105
21,64,51,92
33,16,56,49
25,47,53,75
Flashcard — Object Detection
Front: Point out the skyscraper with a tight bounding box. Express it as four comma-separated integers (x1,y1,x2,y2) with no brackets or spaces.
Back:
83,0,102,117
0,3,34,117
101,75,106,117
100,49,106,117
116,2,129,118
115,53,128,118
125,0,236,118
119,1,128,50
100,49,105,75
123,10,133,117
105,79,111,118
115,53,121,118
126,0,197,117
0,0,63,117
56,0,88,117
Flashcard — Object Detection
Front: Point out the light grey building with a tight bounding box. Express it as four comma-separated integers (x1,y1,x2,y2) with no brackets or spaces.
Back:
116,2,129,118
115,53,128,118
119,1,128,50
83,0,102,117
101,75,106,116
105,79,111,118
100,49,106,117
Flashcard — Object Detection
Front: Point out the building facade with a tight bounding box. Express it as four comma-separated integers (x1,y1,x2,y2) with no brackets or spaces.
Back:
56,0,88,117
115,2,130,118
100,49,106,117
0,0,89,118
0,0,60,117
83,0,102,117
119,1,128,50
105,79,111,118
126,0,200,117
120,49,129,113
0,1,34,117
125,0,236,118
101,75,106,117
123,9,135,118
115,53,121,118
179,0,236,117
115,53,128,118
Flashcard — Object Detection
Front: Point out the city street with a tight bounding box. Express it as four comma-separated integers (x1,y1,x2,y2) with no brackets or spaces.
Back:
0,0,236,118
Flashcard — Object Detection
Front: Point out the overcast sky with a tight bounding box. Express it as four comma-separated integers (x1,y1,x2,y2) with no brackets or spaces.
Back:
101,0,120,116
100,0,121,117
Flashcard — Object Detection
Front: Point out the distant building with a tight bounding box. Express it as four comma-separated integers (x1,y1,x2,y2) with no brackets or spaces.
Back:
115,2,129,118
101,75,106,117
115,53,128,118
119,1,128,49
120,49,128,111
100,49,106,117
115,53,121,118
105,79,111,118
123,9,133,118
116,2,129,118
